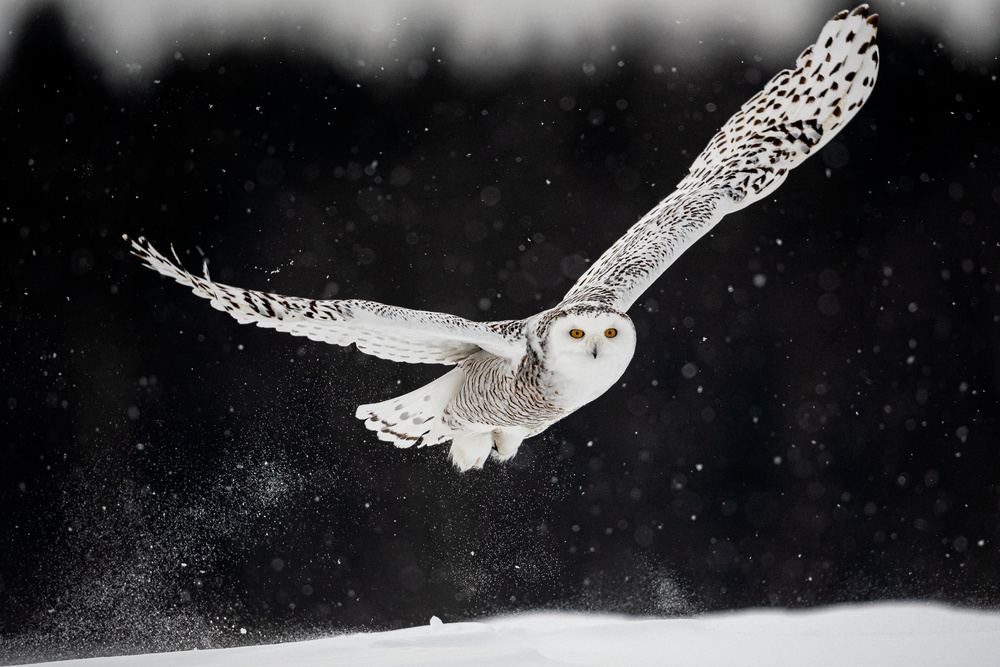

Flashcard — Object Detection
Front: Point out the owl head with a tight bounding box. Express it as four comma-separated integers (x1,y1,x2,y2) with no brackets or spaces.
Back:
534,304,636,406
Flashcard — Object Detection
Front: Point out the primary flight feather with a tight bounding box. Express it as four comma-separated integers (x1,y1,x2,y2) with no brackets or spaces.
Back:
128,6,879,471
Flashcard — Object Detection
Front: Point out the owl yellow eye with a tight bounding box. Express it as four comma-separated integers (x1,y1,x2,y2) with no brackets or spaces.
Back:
605,328,618,338
569,329,585,339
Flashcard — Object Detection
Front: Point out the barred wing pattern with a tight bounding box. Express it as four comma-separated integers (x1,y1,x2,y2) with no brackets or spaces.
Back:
125,7,879,471
127,236,525,365
560,6,879,312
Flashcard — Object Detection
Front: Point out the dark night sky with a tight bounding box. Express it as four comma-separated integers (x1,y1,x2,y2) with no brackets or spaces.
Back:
2,3,999,662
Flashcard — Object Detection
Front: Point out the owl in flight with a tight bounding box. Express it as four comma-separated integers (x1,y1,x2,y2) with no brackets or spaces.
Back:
128,7,879,471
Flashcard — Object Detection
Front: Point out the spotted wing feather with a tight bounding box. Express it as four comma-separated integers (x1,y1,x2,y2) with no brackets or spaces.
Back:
126,235,525,365
560,5,879,311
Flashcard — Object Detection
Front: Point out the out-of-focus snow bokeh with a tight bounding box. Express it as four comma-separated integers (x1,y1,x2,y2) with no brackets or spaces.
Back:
3,0,1000,664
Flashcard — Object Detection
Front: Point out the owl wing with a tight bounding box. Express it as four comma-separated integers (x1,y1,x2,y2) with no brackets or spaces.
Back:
127,236,525,365
558,6,879,312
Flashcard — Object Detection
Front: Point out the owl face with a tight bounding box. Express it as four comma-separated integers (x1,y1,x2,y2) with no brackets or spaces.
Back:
541,308,636,407
550,313,635,361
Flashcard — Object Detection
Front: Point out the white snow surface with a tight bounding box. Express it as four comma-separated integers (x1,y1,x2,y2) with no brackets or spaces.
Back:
23,602,1000,666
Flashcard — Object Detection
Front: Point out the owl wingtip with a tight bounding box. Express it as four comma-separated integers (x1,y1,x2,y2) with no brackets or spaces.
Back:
833,5,871,22
124,234,153,261
124,234,152,250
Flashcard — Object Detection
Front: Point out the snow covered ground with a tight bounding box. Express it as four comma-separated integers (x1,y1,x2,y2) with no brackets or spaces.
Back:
23,602,1000,666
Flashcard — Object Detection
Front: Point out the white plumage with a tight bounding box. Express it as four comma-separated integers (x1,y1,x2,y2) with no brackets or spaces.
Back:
127,6,879,471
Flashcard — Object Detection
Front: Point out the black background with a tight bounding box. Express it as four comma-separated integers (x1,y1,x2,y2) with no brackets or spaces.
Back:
2,4,999,662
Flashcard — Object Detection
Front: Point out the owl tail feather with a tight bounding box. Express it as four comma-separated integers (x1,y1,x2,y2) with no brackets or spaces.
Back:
355,368,465,450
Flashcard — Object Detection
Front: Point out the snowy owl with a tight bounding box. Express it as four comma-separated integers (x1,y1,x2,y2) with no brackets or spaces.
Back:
127,7,879,471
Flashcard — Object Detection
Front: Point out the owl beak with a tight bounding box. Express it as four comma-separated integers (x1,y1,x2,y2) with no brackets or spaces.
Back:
589,342,600,358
